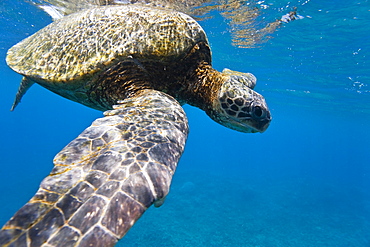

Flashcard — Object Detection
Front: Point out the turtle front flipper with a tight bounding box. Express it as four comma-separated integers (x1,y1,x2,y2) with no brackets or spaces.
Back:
0,89,189,247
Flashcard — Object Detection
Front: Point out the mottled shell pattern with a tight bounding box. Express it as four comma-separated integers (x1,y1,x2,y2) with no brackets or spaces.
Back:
6,5,207,84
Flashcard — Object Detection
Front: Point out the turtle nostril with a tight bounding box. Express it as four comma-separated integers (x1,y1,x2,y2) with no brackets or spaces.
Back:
252,106,263,118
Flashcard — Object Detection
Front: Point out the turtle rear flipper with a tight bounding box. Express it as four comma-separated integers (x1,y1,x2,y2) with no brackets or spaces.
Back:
0,90,188,246
10,77,34,111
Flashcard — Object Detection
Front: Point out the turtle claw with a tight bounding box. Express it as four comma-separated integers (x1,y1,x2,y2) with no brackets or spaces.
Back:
154,196,166,207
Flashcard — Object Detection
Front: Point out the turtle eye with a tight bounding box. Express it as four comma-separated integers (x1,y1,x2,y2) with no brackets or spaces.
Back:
252,105,263,118
251,102,267,119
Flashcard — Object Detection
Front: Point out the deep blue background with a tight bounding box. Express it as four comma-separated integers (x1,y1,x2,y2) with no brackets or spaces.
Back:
0,0,369,246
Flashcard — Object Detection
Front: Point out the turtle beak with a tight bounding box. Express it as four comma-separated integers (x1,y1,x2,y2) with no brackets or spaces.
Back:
236,105,271,133
254,113,272,133
232,116,271,133
255,120,271,133
249,100,272,133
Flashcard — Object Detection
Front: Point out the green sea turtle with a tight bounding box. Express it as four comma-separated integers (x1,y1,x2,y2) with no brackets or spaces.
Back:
0,4,271,246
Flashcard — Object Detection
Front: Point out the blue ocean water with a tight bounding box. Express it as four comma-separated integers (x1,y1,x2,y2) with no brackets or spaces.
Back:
0,0,369,246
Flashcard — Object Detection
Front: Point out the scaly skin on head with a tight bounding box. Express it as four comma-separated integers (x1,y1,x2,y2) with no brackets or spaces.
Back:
212,71,271,133
182,63,271,133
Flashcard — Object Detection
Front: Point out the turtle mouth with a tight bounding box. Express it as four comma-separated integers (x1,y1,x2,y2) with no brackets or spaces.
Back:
233,119,268,133
228,114,271,133
254,120,271,133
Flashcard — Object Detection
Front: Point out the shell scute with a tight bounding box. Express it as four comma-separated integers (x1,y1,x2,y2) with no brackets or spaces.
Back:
6,5,207,85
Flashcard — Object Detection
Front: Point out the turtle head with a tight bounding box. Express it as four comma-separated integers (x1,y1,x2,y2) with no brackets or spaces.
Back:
207,69,271,133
